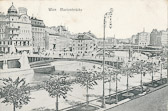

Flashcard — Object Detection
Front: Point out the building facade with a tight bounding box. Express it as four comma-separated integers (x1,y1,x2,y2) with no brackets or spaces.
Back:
45,27,73,57
0,3,32,54
137,31,150,47
72,31,97,57
131,35,138,45
0,12,10,53
31,17,45,53
160,29,168,46
150,29,162,46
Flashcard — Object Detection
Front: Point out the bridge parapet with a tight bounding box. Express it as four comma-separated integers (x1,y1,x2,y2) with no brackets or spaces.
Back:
28,54,124,63
0,54,21,61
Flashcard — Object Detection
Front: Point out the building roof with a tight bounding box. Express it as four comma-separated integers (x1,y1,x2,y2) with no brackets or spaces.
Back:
31,17,43,21
57,25,67,31
31,17,45,28
45,28,59,36
73,33,92,40
73,31,97,40
8,3,17,14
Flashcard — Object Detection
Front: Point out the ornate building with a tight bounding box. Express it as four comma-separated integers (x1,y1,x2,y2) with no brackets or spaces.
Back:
0,3,32,54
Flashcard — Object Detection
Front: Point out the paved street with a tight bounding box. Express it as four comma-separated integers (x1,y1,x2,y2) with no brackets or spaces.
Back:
106,86,168,111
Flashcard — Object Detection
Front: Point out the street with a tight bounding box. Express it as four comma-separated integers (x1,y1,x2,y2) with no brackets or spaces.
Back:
106,86,168,111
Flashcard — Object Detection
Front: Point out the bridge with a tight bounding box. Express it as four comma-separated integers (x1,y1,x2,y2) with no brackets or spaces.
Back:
0,54,124,70
98,48,162,53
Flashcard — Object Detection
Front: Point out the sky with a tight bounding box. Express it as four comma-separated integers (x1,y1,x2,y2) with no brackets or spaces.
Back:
0,0,167,39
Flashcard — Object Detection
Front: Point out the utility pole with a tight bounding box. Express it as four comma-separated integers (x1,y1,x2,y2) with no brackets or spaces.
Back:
102,8,113,108
167,5,168,84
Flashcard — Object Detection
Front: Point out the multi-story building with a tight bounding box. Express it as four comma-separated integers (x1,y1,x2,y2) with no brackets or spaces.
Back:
45,27,72,57
137,31,150,47
31,17,45,53
0,12,10,53
150,29,162,46
160,29,168,46
0,3,32,54
97,36,117,49
131,35,138,45
72,31,97,57
45,27,58,51
50,25,76,39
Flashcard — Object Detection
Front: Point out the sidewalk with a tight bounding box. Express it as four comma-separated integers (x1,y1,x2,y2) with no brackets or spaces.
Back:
64,80,168,111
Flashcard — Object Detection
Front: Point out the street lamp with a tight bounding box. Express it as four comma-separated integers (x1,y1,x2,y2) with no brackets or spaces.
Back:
102,8,113,108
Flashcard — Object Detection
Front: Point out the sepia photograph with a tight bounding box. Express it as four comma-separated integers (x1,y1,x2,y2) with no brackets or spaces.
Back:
0,0,168,111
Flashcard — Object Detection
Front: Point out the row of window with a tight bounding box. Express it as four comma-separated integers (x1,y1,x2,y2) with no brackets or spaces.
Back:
0,28,4,32
33,43,45,47
32,27,44,32
14,41,30,46
0,41,12,45
0,34,5,38
0,47,10,53
32,33,45,37
15,37,30,40
33,21,44,26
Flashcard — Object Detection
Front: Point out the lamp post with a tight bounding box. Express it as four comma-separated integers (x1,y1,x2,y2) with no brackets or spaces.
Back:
102,8,113,108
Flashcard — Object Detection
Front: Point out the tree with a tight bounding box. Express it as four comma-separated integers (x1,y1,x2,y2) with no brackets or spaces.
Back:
104,67,115,97
145,59,159,86
113,67,121,103
104,63,121,103
104,66,119,98
75,66,98,108
43,75,72,111
0,77,31,111
121,60,134,96
131,60,148,92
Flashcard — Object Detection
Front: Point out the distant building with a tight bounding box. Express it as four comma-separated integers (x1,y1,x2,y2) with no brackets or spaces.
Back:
150,29,162,46
137,30,150,47
160,29,168,46
31,17,45,53
0,3,32,53
45,27,72,56
72,31,97,57
131,35,138,45
117,38,130,44
97,36,116,49
49,25,75,39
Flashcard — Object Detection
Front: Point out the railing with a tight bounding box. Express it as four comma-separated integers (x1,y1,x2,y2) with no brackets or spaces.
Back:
0,53,124,63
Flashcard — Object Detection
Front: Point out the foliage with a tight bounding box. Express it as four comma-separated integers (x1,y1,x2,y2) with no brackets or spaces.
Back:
144,61,159,74
0,77,31,109
43,75,72,99
120,61,134,78
104,66,120,82
131,60,148,75
76,67,98,89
